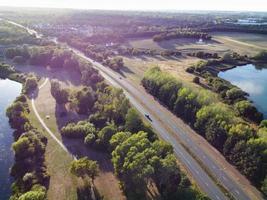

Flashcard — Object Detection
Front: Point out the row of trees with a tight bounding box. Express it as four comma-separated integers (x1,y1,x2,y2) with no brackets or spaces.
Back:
6,95,49,200
4,46,103,87
153,30,212,42
187,51,219,59
142,67,267,194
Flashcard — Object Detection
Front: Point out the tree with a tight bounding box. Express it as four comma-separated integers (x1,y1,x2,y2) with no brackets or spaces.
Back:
125,108,144,133
260,120,267,128
50,80,69,104
70,157,99,183
225,88,246,102
111,131,181,196
109,131,131,150
97,124,117,148
18,191,46,200
234,100,263,123
61,121,96,138
24,76,38,94
76,87,96,115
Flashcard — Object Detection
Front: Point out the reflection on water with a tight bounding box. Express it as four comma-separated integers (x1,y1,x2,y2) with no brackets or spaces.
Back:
0,79,22,200
219,64,267,118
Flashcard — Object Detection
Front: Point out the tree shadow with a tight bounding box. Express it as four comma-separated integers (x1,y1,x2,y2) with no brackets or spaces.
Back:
13,63,82,87
54,103,86,130
118,65,134,78
62,137,115,173
77,184,104,200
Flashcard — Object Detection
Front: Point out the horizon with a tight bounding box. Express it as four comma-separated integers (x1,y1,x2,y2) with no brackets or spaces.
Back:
0,0,267,12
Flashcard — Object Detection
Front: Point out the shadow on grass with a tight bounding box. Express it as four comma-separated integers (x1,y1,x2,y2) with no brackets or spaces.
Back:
77,184,104,200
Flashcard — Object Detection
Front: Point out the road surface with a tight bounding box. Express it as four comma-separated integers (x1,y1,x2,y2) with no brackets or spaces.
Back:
7,19,265,200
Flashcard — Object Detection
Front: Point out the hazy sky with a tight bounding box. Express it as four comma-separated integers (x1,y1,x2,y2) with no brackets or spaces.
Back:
0,0,267,12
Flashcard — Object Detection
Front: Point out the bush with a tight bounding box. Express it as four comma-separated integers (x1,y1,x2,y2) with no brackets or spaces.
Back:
84,134,96,146
61,121,96,138
234,100,263,123
193,76,200,84
24,76,38,94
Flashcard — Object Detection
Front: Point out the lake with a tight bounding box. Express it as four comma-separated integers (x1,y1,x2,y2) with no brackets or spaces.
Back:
0,79,22,200
218,64,267,118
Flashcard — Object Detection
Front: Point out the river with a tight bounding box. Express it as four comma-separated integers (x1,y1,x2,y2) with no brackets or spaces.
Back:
219,63,267,118
0,79,22,200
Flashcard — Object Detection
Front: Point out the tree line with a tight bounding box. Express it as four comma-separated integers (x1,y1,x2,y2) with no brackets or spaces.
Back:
153,30,212,42
6,94,49,200
4,46,103,86
142,67,267,195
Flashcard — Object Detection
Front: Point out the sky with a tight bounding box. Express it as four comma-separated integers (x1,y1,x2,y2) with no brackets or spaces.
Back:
0,0,267,12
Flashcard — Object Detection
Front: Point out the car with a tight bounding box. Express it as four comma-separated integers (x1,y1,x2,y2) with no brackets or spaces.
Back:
145,114,152,122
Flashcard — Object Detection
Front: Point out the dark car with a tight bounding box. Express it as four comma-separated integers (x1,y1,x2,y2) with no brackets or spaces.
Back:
145,114,152,122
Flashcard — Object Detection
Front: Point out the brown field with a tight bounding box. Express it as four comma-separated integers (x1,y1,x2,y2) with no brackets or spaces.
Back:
121,55,200,86
120,31,266,86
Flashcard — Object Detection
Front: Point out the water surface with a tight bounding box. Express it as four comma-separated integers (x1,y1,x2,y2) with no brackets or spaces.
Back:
219,64,267,118
0,79,22,199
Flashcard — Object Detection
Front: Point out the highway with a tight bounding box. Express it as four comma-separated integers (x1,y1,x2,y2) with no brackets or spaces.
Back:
6,19,265,200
